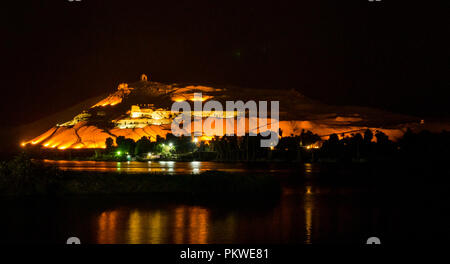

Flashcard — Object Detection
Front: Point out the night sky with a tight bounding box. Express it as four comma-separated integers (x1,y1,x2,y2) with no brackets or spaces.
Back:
2,0,449,126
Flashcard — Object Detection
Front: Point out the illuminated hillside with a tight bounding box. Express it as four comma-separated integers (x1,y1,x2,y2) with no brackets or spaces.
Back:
22,74,422,150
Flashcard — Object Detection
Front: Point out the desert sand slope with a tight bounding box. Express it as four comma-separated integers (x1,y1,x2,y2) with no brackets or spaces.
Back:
13,78,439,150
1,95,104,151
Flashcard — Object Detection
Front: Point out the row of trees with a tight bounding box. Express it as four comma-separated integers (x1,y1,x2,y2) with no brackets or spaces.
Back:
209,130,321,161
317,129,450,162
319,130,395,161
102,128,450,162
104,134,199,158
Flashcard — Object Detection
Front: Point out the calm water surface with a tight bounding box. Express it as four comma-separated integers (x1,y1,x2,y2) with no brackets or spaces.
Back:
1,161,449,244
40,160,296,174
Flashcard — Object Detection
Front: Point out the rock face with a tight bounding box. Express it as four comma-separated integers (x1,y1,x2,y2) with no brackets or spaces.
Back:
23,76,421,149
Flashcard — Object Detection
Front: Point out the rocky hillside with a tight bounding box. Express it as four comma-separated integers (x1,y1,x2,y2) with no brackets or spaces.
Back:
18,75,427,150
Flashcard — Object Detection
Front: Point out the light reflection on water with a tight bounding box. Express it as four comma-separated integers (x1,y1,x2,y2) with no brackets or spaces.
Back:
40,160,295,174
96,206,212,244
91,187,319,244
4,161,443,244
304,186,314,244
31,161,323,244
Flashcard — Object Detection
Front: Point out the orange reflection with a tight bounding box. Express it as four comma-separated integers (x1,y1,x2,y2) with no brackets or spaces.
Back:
304,187,314,244
126,210,166,244
128,210,143,244
188,207,209,244
97,211,118,244
174,207,185,244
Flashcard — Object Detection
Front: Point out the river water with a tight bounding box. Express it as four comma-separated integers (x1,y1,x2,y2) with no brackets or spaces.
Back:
1,160,449,244
39,160,298,174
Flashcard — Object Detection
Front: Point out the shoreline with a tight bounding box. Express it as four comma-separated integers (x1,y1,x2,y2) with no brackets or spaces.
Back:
0,158,282,197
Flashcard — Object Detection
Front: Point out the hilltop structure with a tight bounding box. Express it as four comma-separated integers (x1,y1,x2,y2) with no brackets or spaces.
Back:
23,75,421,149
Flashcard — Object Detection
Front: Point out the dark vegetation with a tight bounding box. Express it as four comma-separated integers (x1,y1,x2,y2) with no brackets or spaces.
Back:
3,128,450,197
0,154,281,197
209,128,450,163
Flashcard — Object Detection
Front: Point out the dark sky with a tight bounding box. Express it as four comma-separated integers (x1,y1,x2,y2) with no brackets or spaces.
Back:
1,0,449,126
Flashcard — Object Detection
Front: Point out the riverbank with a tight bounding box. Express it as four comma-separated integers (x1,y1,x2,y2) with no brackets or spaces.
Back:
0,155,281,197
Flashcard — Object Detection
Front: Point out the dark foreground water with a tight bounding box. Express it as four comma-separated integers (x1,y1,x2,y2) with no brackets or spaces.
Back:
1,161,449,244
